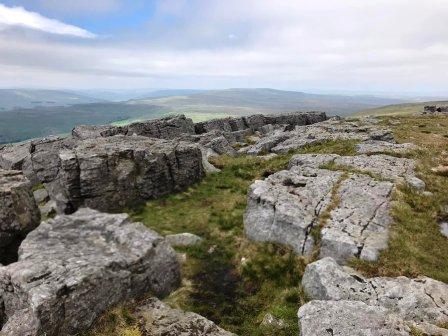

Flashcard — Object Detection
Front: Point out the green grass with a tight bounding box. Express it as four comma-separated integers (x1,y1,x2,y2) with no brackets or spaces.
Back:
355,100,448,117
89,115,448,335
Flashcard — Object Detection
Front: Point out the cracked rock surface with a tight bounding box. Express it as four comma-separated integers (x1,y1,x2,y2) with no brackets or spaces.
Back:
289,153,425,189
0,208,181,336
244,166,343,256
243,117,393,155
136,298,235,336
321,174,393,263
356,140,419,154
0,169,40,263
299,258,448,336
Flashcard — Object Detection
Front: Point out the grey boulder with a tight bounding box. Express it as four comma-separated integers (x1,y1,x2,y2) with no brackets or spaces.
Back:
0,208,181,336
165,233,203,247
300,257,448,334
356,140,419,154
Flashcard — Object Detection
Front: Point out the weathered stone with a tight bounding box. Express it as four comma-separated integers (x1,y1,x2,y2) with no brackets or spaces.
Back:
0,169,40,264
440,221,448,238
72,115,195,140
356,140,419,154
321,174,393,263
244,118,393,155
39,200,57,218
42,135,205,213
165,233,203,247
33,188,49,204
0,208,181,336
0,142,32,171
261,313,286,329
290,153,425,189
298,300,410,336
178,130,237,156
126,115,195,139
136,297,235,336
302,258,448,332
244,167,343,255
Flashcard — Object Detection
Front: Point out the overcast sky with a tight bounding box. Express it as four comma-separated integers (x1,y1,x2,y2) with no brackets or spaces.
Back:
0,0,447,93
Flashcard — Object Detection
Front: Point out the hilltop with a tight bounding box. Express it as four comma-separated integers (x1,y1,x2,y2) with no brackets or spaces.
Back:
357,100,448,117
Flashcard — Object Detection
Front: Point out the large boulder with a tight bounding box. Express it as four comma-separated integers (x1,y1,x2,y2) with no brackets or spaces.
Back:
300,258,448,335
42,135,205,213
0,169,40,264
0,208,181,336
136,298,235,336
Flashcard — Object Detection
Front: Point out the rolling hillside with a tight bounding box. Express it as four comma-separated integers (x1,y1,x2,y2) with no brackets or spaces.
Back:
0,89,105,111
131,88,405,116
356,101,448,116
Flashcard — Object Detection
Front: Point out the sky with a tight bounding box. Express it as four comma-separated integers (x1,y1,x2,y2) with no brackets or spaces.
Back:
0,0,447,94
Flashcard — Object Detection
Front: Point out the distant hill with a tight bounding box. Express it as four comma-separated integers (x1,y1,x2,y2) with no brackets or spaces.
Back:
0,103,169,144
356,101,448,117
0,89,105,111
130,88,405,116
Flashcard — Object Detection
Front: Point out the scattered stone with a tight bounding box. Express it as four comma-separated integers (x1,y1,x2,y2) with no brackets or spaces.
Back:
440,222,448,238
244,166,343,255
39,200,57,218
33,187,49,204
0,208,181,336
258,153,278,161
136,297,235,336
165,233,203,247
42,135,205,213
261,313,286,329
356,140,419,154
301,257,448,333
0,169,40,264
432,165,448,176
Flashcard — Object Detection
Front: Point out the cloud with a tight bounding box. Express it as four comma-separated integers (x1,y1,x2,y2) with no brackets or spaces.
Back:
0,3,95,38
1,0,448,93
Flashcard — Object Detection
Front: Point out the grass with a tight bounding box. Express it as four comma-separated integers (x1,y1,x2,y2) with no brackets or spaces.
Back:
89,115,448,335
350,115,448,282
355,100,448,117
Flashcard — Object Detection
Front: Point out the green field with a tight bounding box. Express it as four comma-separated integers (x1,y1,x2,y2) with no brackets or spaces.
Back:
356,100,448,117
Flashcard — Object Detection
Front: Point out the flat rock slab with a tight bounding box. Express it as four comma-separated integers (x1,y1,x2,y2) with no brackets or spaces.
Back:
300,258,448,335
165,233,203,247
289,153,425,189
0,208,181,336
136,298,235,336
356,140,419,154
0,169,40,262
244,164,393,262
244,167,343,255
244,118,394,155
298,300,410,336
43,135,205,213
321,174,393,263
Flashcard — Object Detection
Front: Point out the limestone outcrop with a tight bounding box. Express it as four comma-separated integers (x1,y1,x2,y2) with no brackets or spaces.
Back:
43,135,205,213
0,208,181,336
0,169,40,264
299,258,448,336
136,298,235,336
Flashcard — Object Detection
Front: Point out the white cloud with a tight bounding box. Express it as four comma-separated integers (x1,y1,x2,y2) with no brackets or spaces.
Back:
0,3,95,38
1,0,448,93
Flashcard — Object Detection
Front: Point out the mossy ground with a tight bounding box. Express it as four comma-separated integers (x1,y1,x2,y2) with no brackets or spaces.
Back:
89,115,448,335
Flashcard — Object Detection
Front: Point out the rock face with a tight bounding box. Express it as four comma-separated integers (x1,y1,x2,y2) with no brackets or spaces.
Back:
0,208,181,336
72,115,196,140
43,136,205,213
136,298,235,336
0,169,40,264
299,258,448,336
